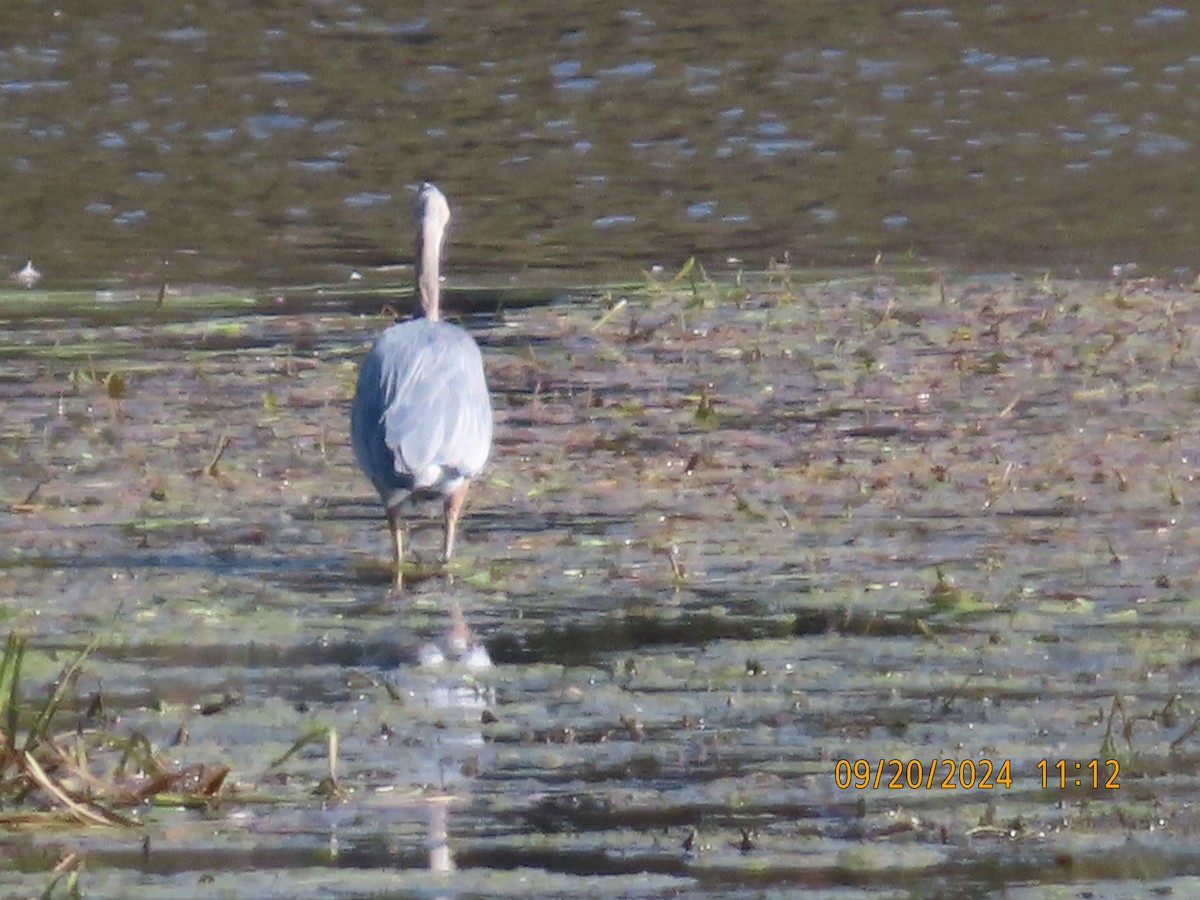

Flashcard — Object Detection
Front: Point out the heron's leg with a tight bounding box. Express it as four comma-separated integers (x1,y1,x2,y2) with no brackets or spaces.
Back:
442,482,471,562
386,506,405,591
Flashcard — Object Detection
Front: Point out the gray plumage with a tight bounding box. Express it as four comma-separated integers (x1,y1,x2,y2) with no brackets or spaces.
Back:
350,182,493,589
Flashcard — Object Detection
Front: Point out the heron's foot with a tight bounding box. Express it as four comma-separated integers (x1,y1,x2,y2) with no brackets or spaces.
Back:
387,566,406,594
385,559,445,594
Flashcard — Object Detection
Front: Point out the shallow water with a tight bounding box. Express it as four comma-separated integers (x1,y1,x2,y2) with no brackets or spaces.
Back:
3,271,1200,896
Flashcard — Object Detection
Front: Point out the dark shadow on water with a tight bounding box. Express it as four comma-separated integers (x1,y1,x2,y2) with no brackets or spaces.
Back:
17,820,1200,894
83,598,938,677
0,285,564,331
271,284,565,318
483,605,935,667
300,499,635,538
0,548,350,577
93,638,411,672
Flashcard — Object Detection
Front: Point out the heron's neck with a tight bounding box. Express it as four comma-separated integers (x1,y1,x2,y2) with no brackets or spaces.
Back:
417,220,443,322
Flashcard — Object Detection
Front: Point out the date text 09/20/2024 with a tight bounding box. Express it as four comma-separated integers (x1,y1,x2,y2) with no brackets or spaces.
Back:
834,758,1121,791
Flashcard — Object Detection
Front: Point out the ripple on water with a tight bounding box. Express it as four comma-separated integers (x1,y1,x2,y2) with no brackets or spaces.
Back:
753,138,815,158
244,113,308,139
159,27,206,43
1135,7,1188,27
259,70,314,85
594,214,636,229
1136,132,1191,156
344,191,392,209
0,79,69,93
598,60,655,79
296,158,344,173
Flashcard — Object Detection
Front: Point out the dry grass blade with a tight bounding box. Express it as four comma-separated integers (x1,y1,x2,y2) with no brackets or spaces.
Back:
206,434,233,477
0,631,230,827
591,296,627,331
23,751,119,827
195,764,230,797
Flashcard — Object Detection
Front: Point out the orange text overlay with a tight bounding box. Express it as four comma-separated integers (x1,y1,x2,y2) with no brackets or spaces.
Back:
834,758,1121,790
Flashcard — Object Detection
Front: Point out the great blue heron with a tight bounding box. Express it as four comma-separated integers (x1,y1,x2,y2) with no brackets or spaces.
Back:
350,182,493,590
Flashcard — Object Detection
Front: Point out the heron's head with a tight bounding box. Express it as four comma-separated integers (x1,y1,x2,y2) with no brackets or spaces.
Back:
414,182,451,233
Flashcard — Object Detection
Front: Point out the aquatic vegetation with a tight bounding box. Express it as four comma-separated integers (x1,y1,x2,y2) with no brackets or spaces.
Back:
3,271,1200,893
0,633,227,827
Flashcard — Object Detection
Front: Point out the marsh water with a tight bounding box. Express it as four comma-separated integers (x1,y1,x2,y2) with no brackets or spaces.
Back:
5,1,1200,898
4,2,1200,284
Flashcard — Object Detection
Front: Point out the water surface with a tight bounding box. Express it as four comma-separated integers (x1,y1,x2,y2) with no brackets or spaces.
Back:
2,2,1200,284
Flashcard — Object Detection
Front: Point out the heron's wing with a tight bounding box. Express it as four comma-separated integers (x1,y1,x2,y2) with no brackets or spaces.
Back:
376,322,492,486
351,341,401,496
